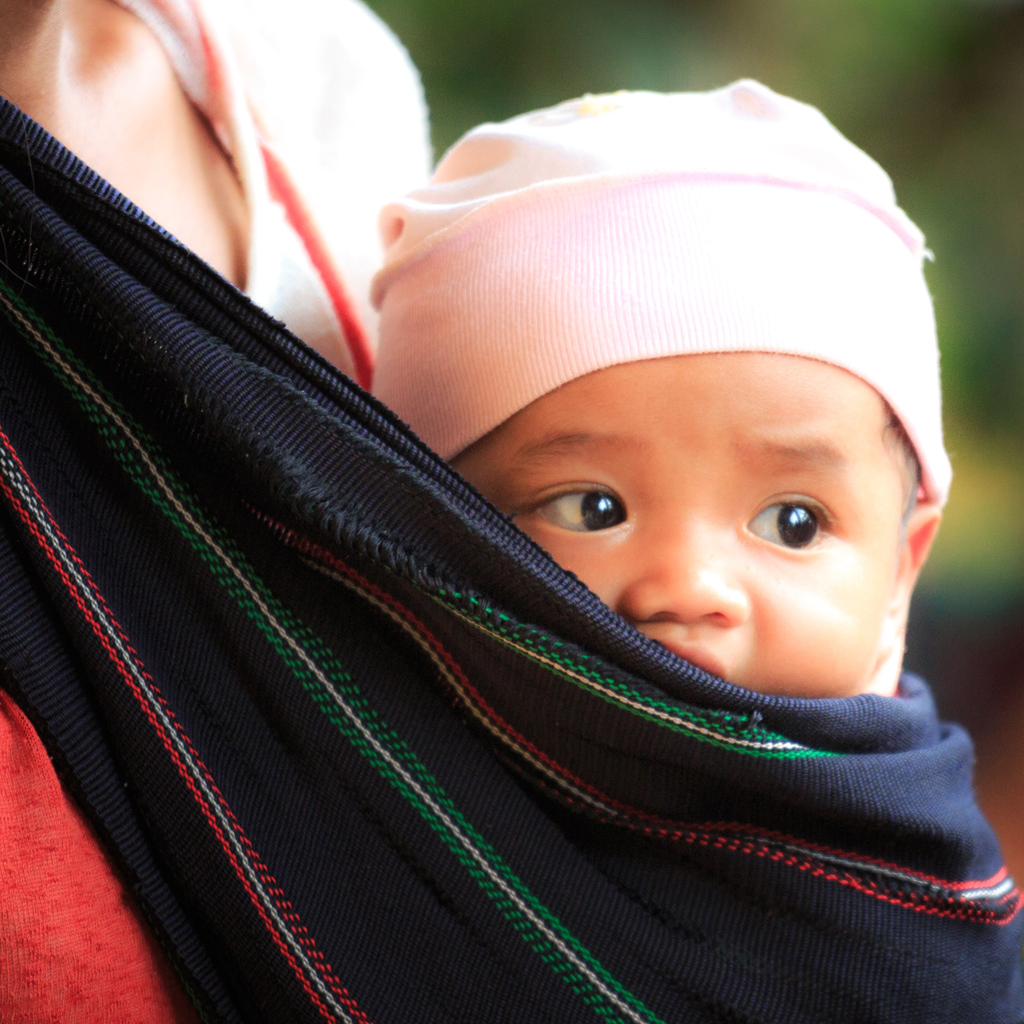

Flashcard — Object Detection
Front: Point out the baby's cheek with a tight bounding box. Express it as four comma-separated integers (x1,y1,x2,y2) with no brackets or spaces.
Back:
749,567,888,697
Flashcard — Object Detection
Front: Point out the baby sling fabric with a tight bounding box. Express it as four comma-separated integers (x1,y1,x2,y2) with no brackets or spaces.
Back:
0,99,1021,1024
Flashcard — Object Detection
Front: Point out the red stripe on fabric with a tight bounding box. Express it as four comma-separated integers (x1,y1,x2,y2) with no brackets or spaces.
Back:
260,143,374,390
522,770,1021,926
649,818,1017,896
0,428,372,1023
260,517,629,813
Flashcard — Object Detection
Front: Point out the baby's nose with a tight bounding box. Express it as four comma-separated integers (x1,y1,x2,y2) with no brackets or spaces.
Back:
615,532,751,629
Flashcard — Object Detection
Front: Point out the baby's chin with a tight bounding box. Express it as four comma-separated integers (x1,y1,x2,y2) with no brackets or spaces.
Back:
728,672,902,700
641,626,902,699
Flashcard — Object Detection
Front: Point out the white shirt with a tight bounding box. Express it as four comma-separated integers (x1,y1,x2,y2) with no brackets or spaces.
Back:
116,0,431,385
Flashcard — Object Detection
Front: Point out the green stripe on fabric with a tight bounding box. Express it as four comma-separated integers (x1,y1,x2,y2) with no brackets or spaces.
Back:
434,590,832,759
0,279,664,1024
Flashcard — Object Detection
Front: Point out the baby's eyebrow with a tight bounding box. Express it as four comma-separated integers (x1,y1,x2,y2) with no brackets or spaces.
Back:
513,431,848,471
744,439,849,471
513,431,631,463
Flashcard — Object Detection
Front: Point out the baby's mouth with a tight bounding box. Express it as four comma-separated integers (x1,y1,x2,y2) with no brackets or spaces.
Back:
635,624,730,680
667,644,729,680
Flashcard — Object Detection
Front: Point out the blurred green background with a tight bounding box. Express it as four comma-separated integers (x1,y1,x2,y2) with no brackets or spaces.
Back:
365,0,1024,726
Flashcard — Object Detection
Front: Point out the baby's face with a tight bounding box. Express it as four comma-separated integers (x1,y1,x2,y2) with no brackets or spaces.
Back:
453,353,941,698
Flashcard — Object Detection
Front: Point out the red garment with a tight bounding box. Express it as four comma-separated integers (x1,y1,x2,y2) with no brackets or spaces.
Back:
0,691,199,1022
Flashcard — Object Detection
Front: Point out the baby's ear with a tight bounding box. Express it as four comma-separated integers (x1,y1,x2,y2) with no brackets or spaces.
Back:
900,501,942,591
870,503,942,696
889,501,942,625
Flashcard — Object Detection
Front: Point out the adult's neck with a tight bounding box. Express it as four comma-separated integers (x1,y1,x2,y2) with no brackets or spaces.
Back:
0,0,66,126
0,0,249,288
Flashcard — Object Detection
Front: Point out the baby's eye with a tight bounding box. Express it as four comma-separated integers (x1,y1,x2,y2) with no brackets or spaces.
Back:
748,503,820,549
537,490,627,532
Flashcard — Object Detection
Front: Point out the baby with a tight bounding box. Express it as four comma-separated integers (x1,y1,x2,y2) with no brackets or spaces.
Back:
371,81,947,701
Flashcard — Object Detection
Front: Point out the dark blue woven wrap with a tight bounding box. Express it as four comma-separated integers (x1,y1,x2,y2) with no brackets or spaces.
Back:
0,99,1021,1023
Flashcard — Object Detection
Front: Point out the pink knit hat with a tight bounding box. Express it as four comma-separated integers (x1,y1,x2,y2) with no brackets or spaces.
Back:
372,80,951,505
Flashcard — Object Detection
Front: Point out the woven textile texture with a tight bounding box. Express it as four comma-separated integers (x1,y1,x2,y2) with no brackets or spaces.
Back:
0,98,1021,1023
